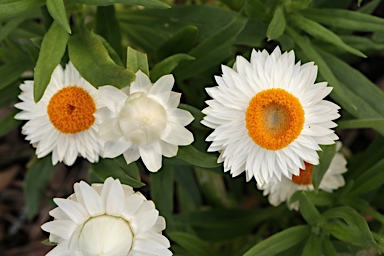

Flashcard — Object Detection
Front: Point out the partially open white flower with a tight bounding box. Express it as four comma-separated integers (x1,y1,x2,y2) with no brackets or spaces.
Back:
257,142,347,210
97,70,194,172
14,62,104,166
41,177,172,256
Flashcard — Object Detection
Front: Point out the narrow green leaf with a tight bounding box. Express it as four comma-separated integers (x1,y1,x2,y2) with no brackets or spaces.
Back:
350,159,384,195
303,8,384,32
96,5,122,57
34,21,69,102
168,232,218,256
150,53,195,82
0,13,32,42
358,0,381,14
95,34,124,67
24,156,55,219
0,54,33,91
174,167,202,209
312,144,337,190
126,47,149,76
156,25,198,60
244,225,310,256
290,14,366,57
338,118,384,129
323,206,378,249
0,0,45,20
302,234,322,256
267,6,286,41
68,28,135,88
150,164,174,219
46,0,71,34
322,237,338,256
340,35,384,52
72,0,170,8
174,11,247,80
91,157,145,188
176,145,220,168
299,192,322,225
0,109,21,137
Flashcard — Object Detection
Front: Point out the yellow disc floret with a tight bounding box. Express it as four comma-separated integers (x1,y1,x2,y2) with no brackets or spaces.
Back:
245,88,304,150
292,162,313,185
47,86,96,134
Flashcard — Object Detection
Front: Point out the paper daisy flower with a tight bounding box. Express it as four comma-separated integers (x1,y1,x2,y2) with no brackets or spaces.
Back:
257,142,347,210
41,177,172,256
98,70,194,172
15,62,104,166
202,47,340,185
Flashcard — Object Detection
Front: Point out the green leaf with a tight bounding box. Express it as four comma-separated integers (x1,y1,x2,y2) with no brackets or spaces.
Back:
0,0,45,20
126,47,149,76
267,6,286,41
68,28,135,88
312,144,337,190
150,164,174,219
0,109,21,137
156,25,198,61
174,11,247,80
0,54,34,91
303,8,384,32
41,239,57,246
46,0,71,34
350,159,384,195
24,156,55,219
96,5,122,57
34,21,69,102
176,145,220,168
174,167,202,210
95,34,124,66
358,0,381,14
338,118,384,129
323,206,378,249
302,234,322,256
322,236,338,256
299,191,322,225
244,225,310,256
91,157,145,188
168,232,218,256
72,0,170,8
150,54,195,82
0,12,32,42
289,14,366,57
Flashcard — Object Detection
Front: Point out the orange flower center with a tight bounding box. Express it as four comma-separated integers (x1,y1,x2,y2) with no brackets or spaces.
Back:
292,162,314,185
245,88,305,150
47,86,96,134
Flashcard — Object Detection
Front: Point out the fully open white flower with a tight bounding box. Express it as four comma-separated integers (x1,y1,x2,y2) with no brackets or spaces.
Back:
257,142,347,210
41,177,172,256
202,47,340,185
98,70,194,172
15,62,104,166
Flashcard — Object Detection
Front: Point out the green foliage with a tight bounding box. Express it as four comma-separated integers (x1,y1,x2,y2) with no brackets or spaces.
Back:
3,0,384,254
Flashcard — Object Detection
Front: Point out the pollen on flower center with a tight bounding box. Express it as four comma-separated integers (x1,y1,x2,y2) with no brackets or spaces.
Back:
292,162,314,185
47,86,96,134
78,215,133,255
245,88,305,150
118,93,167,145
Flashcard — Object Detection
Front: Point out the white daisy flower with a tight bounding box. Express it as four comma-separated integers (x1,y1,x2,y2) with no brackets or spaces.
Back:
257,142,347,210
15,62,104,166
202,47,340,185
98,70,194,172
41,177,172,256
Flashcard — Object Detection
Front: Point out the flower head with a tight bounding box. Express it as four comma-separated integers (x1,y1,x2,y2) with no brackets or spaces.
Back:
98,70,194,172
41,177,172,256
257,142,347,210
202,47,340,185
15,62,104,166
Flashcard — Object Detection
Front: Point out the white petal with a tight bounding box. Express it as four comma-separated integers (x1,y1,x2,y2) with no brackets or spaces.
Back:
139,144,162,172
99,85,128,113
161,121,194,146
53,198,90,225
